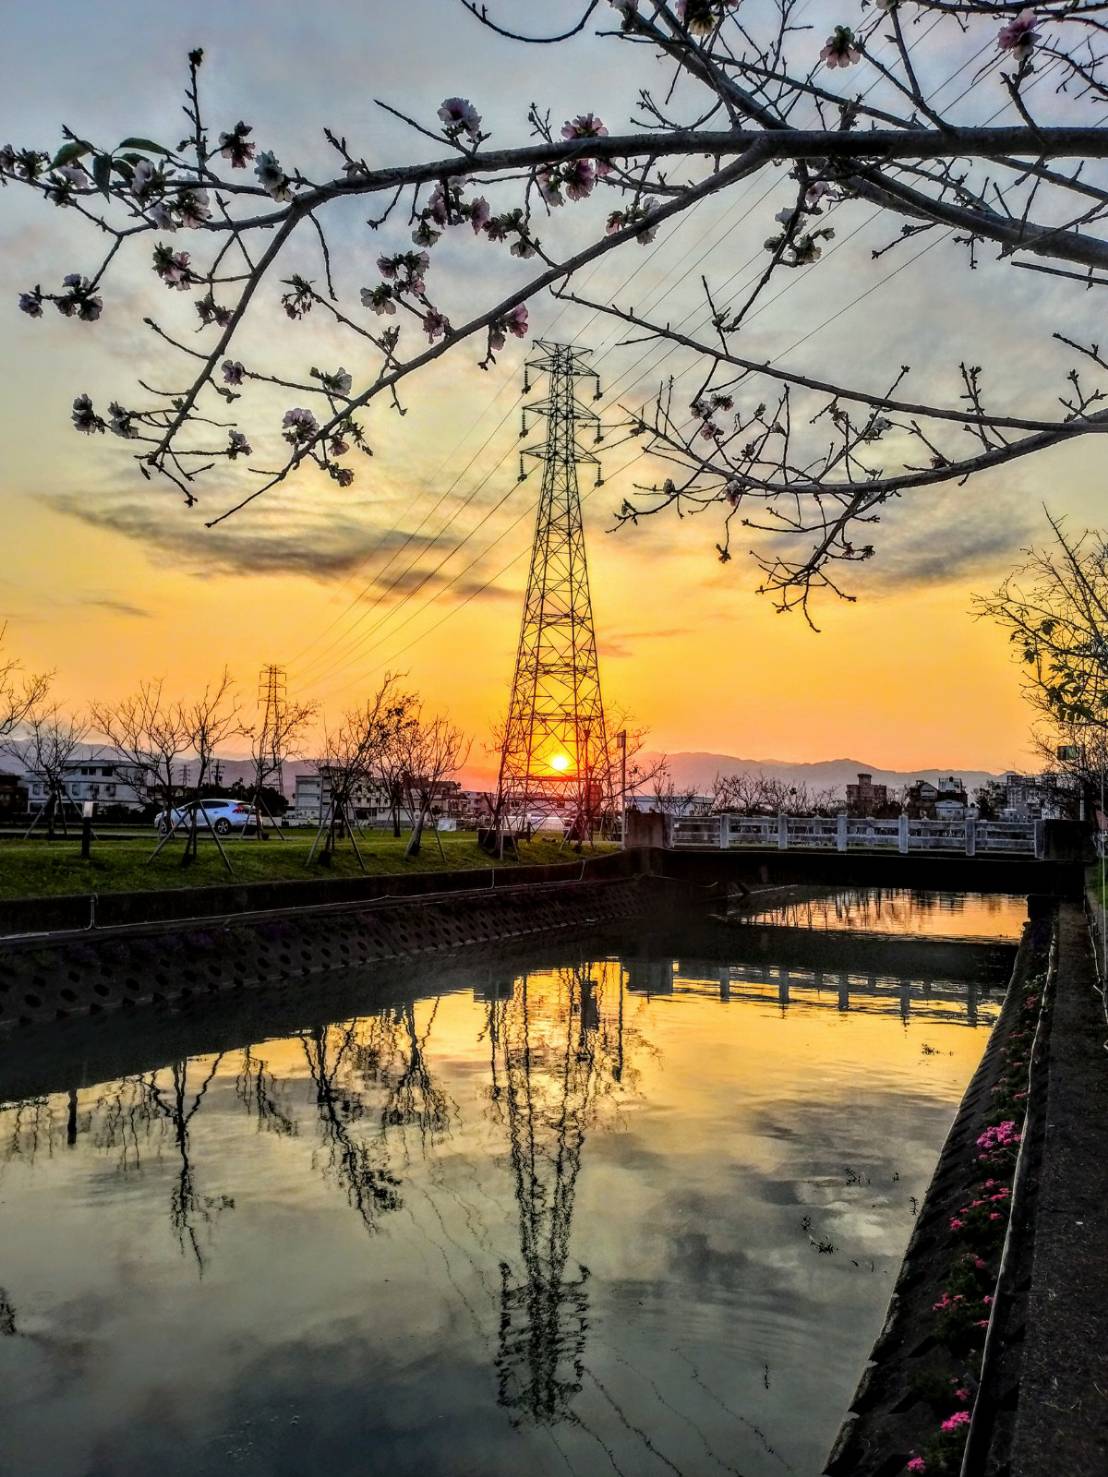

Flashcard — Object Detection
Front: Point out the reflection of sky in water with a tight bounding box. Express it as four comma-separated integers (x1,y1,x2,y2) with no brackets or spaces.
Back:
743,888,1028,940
0,918,1009,1477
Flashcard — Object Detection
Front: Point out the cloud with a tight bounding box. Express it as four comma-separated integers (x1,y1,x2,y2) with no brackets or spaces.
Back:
49,491,465,584
600,623,693,658
79,596,153,619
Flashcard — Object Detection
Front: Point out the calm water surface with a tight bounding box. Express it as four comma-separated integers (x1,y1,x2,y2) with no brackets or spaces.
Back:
0,890,1019,1477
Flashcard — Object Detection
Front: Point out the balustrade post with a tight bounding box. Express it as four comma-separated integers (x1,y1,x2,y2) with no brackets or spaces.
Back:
777,812,788,850
965,817,976,856
836,813,847,852
898,813,909,854
719,813,730,850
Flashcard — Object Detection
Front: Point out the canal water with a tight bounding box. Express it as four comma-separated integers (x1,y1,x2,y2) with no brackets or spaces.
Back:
0,890,1022,1477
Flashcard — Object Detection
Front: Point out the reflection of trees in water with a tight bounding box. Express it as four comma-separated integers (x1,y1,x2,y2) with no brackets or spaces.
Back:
146,1058,233,1274
300,1023,401,1233
235,1049,298,1138
491,963,627,1428
0,1286,16,1336
380,1001,452,1152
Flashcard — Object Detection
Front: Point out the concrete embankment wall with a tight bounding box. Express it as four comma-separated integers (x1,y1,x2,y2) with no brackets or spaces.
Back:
0,871,683,1036
0,847,641,937
822,910,1052,1476
824,899,1108,1477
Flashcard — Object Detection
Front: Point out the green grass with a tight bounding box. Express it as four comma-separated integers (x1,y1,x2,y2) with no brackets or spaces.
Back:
0,830,617,900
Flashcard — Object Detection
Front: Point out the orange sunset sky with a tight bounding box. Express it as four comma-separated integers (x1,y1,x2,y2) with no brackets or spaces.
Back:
3,0,1099,775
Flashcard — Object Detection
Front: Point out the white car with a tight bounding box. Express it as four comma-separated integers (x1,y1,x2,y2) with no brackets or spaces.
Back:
155,799,254,836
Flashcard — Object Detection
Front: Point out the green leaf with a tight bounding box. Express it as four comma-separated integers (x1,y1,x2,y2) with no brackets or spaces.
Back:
92,152,112,197
51,141,89,168
117,137,172,157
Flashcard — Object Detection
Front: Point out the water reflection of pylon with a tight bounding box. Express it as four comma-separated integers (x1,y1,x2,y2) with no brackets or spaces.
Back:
490,963,628,1426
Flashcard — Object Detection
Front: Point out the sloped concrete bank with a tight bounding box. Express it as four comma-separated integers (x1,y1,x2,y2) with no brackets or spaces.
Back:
0,871,687,1036
824,899,1108,1477
822,908,1053,1477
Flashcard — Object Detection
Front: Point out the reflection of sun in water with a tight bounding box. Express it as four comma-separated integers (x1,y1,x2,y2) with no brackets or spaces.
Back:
550,753,571,773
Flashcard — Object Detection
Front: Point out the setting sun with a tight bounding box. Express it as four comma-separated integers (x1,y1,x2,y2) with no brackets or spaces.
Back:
549,753,571,773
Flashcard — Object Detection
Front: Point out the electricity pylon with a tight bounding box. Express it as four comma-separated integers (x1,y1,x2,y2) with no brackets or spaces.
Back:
258,664,288,794
496,342,610,841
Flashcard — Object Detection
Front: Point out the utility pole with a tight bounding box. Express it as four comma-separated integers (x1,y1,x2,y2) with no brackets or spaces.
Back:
495,341,610,848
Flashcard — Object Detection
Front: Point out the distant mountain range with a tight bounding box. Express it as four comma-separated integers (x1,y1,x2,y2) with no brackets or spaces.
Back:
635,752,1002,797
45,744,1002,800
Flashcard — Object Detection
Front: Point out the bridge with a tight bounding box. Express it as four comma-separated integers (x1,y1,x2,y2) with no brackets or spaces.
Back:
671,811,1038,855
626,812,1087,897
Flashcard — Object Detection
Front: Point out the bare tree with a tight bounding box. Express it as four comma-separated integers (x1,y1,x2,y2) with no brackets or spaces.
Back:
7,8,1108,622
153,671,243,868
3,705,88,838
90,677,190,821
307,674,413,869
397,709,470,859
0,626,50,739
976,511,1108,797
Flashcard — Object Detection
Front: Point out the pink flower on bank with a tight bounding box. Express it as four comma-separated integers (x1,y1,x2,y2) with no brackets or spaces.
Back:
907,1460,927,1475
941,1410,970,1433
954,1387,971,1403
949,1217,965,1232
820,26,861,68
997,9,1040,56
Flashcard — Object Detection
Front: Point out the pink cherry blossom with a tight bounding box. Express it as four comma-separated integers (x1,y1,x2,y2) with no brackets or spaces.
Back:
470,196,491,233
71,394,104,433
222,359,245,386
227,429,251,458
907,1460,927,1475
821,26,861,68
941,1411,970,1433
423,308,451,342
562,113,608,140
565,159,596,201
998,9,1040,55
282,407,319,445
437,97,482,143
18,290,43,317
219,121,255,168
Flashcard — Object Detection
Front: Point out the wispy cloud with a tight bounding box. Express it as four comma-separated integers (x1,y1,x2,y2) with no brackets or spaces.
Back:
79,596,153,619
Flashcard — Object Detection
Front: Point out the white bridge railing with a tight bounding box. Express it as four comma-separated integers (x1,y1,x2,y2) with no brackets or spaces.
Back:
670,813,1040,857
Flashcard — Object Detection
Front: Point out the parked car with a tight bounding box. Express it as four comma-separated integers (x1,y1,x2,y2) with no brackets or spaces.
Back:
154,799,254,836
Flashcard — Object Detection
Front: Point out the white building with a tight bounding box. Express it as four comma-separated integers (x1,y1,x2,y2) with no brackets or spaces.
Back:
291,771,393,827
20,751,151,813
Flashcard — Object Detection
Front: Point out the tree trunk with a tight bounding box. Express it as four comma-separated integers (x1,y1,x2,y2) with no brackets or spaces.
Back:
405,805,426,859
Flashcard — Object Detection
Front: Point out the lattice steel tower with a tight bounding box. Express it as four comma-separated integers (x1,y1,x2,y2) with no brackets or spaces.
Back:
257,663,288,794
496,342,609,835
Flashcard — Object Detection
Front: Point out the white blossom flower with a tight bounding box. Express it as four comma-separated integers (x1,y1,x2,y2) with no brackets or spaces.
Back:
254,150,292,202
147,200,176,231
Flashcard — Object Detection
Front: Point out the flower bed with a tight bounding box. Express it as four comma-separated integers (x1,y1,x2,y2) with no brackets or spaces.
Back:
900,974,1046,1475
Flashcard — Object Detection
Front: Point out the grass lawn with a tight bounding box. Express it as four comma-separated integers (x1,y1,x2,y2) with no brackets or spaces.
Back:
0,830,618,900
